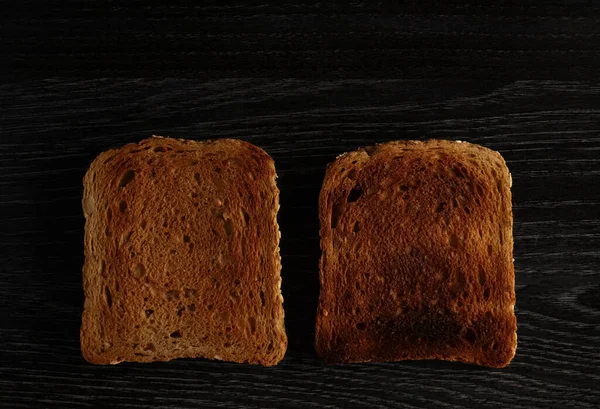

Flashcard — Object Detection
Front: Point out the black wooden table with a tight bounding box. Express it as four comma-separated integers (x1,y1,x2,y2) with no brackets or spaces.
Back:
1,3,599,408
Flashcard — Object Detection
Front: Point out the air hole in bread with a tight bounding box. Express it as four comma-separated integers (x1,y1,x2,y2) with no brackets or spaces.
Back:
248,316,257,333
176,306,185,317
347,169,358,180
144,343,155,351
188,303,196,311
466,181,476,195
118,170,136,187
98,260,106,277
464,328,477,344
483,288,491,300
242,209,250,225
133,263,146,278
260,289,266,307
170,330,182,338
140,220,147,230
153,146,167,153
449,233,460,248
183,235,190,243
356,322,367,330
496,180,503,193
331,201,345,229
490,168,497,177
399,184,409,192
487,244,493,255
144,308,154,319
119,200,127,213
464,207,471,214
207,304,214,311
353,221,360,233
478,267,487,285
104,286,113,308
453,166,466,178
347,187,362,203
435,202,446,213
107,208,113,221
165,290,180,301
248,290,254,299
224,219,234,236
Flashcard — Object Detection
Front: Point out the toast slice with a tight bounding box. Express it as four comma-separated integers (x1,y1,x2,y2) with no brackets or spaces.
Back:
316,140,516,368
81,136,287,365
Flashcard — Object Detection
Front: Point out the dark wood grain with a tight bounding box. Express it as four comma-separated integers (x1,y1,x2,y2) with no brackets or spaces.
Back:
1,79,599,408
3,1,600,79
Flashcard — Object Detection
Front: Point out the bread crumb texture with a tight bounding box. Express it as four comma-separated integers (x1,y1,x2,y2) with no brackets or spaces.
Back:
316,140,516,368
81,137,287,366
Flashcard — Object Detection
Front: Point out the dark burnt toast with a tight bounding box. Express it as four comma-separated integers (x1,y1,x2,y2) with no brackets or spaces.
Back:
316,140,516,368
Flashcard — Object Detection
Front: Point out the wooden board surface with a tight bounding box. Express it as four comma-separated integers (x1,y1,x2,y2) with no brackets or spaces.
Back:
2,3,600,408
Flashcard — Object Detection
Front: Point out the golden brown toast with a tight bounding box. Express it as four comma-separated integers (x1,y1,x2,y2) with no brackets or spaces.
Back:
81,136,287,366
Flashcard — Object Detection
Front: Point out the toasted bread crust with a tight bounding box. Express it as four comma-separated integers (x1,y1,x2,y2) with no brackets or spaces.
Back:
81,137,287,366
316,140,516,368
